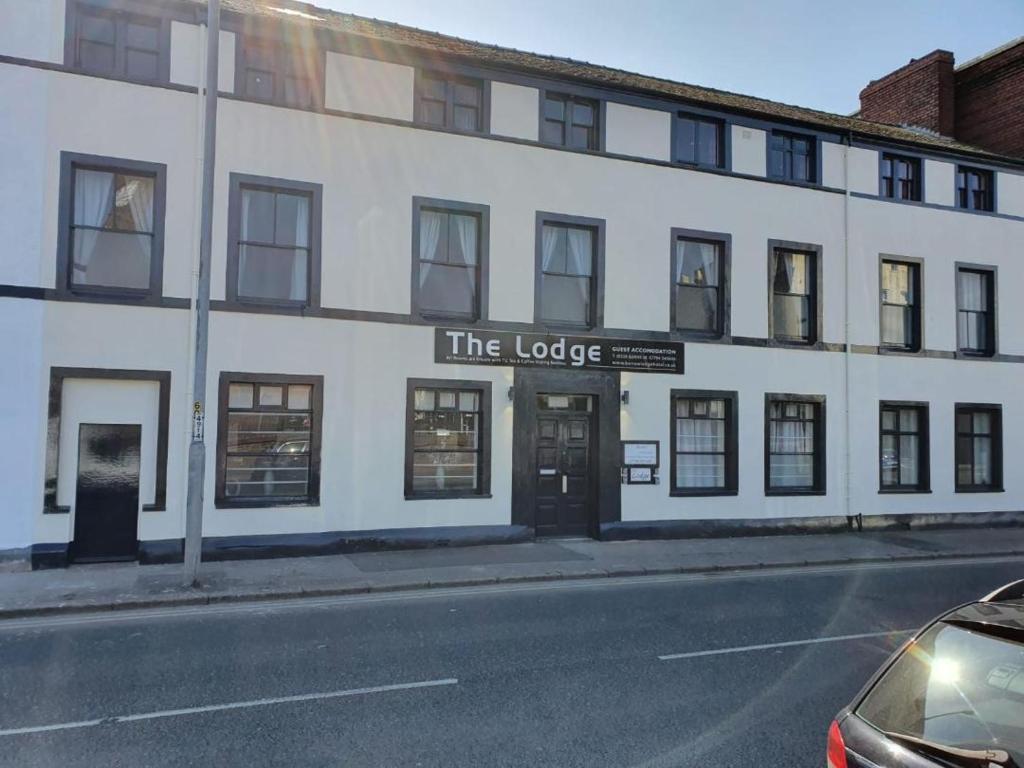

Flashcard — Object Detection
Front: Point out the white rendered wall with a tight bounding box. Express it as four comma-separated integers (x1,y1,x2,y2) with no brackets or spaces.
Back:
847,147,879,195
604,102,671,162
169,22,235,93
730,125,766,176
324,51,414,121
998,172,1024,217
925,159,955,207
821,142,845,189
490,82,539,142
0,0,64,63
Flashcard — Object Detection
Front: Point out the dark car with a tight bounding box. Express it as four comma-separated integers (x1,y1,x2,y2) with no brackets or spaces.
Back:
828,579,1024,767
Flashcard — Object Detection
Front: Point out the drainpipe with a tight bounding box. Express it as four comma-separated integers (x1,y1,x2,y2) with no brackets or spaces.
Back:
842,132,858,531
183,0,220,586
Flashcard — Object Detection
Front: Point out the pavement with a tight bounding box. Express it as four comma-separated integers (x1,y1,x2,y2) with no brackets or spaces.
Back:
2,556,1022,767
2,526,1024,618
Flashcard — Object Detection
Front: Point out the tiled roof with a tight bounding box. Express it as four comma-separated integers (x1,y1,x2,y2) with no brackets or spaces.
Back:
204,0,1023,165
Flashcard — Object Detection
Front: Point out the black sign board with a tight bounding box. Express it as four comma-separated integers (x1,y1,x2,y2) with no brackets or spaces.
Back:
434,328,684,374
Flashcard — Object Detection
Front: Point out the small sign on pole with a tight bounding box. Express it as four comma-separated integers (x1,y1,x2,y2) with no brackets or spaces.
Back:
192,401,204,441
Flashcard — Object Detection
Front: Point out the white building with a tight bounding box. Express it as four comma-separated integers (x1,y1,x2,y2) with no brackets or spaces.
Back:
2,0,1022,567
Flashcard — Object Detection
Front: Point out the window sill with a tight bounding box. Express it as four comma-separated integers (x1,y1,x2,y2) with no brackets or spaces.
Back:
405,492,493,501
955,350,996,361
765,488,826,497
954,487,1005,494
878,488,932,495
670,489,738,498
215,498,320,509
878,346,923,357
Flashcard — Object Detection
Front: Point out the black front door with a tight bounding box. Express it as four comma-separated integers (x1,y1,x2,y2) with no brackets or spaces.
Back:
71,423,141,563
534,395,594,536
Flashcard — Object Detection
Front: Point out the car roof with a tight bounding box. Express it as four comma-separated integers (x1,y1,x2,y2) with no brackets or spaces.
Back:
939,599,1024,635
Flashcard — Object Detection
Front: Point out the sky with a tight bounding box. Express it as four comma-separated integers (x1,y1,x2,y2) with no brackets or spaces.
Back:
311,0,1024,116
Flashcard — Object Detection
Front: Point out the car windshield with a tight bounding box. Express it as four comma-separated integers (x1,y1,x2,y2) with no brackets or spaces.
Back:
857,620,1024,763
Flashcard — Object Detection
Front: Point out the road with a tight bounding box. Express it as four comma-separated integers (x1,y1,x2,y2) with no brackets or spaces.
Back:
0,556,1021,767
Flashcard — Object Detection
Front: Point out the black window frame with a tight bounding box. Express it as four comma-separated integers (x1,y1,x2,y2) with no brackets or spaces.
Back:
764,393,826,496
880,153,922,202
878,401,930,493
954,263,997,358
65,0,171,84
878,256,923,353
534,212,606,331
670,389,739,497
670,228,731,339
956,165,995,212
215,372,324,508
56,151,167,300
414,71,489,134
954,403,1003,493
672,113,725,168
235,31,324,110
767,130,818,184
404,378,492,500
767,240,823,347
226,172,323,309
539,91,603,151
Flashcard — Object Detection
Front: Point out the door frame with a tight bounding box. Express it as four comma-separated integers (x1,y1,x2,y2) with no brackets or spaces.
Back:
511,368,621,537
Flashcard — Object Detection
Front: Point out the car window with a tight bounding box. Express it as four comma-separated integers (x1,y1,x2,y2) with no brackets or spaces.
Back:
856,621,1024,762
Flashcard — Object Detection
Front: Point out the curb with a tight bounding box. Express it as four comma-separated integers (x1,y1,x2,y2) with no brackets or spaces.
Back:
2,548,1023,621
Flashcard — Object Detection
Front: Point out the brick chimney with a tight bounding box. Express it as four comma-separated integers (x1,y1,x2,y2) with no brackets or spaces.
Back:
859,49,956,136
954,38,1024,158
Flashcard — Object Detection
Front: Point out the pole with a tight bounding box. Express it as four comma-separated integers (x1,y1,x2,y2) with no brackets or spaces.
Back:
184,0,220,586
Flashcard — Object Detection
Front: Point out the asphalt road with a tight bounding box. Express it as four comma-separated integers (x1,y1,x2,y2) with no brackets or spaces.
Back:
0,557,1021,767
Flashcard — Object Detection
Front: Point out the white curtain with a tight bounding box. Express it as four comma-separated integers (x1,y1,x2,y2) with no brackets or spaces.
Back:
124,177,154,269
675,417,725,487
541,225,559,271
419,210,443,289
289,197,309,301
566,229,591,276
769,420,814,486
453,214,477,265
676,241,717,286
72,170,115,278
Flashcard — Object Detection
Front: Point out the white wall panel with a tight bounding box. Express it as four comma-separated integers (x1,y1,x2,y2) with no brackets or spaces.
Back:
0,0,64,63
730,125,765,176
848,146,879,195
925,159,955,207
605,102,671,162
490,81,538,142
169,22,235,93
324,51,413,121
998,171,1024,217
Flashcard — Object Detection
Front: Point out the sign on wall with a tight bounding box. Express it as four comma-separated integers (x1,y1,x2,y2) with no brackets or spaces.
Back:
434,328,684,374
621,440,660,485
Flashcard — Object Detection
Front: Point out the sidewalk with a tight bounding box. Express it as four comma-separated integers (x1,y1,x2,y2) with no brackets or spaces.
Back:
2,527,1024,619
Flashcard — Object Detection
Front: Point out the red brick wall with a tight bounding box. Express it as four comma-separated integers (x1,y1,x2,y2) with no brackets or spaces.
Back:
955,41,1024,158
859,50,956,136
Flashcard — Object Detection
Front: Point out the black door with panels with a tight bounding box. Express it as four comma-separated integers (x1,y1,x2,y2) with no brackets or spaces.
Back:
534,394,594,536
71,423,141,562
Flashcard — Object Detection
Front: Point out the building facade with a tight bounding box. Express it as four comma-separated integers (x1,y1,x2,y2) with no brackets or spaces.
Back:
2,0,1023,567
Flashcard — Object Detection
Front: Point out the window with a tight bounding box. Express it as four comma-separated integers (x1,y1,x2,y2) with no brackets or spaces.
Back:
672,232,728,335
405,380,491,498
768,131,815,182
765,395,825,494
674,114,723,167
879,259,921,352
955,405,1002,492
416,73,485,132
881,154,921,201
957,166,994,212
956,266,996,356
770,245,819,344
542,93,600,150
239,38,320,108
671,391,738,495
536,215,604,328
57,152,166,297
227,174,322,306
411,198,488,321
216,374,323,506
70,3,165,82
879,403,929,492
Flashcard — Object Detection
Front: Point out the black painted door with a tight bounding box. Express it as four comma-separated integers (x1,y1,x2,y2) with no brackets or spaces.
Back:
71,423,141,562
535,408,594,536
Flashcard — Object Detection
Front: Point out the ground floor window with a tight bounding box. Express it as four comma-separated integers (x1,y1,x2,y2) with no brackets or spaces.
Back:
215,373,323,506
671,389,738,495
405,378,491,499
879,402,929,492
955,404,1002,492
765,394,825,494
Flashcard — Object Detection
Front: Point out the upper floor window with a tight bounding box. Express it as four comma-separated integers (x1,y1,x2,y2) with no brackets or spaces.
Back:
216,374,323,507
671,391,738,496
58,152,166,297
536,215,603,328
770,246,818,344
955,404,1002,492
70,3,165,82
768,131,815,182
766,395,825,494
412,198,488,321
956,166,993,212
227,174,322,307
956,266,996,356
881,153,921,201
673,234,726,335
880,259,921,352
542,93,599,151
239,38,320,108
417,74,485,132
674,115,723,167
879,403,929,492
